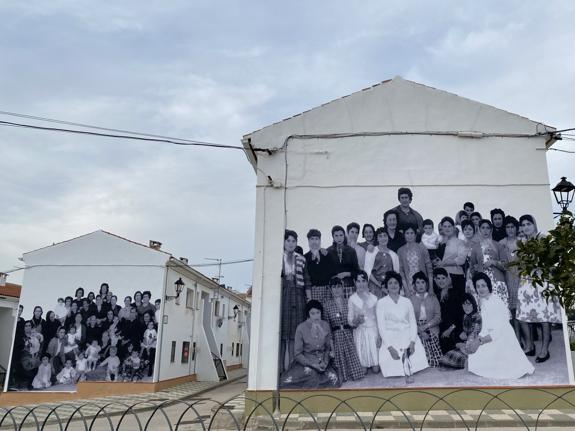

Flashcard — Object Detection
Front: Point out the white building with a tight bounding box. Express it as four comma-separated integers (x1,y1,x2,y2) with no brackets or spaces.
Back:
1,230,249,404
241,77,564,394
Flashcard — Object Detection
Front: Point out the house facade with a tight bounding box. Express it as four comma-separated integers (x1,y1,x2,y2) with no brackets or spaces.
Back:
241,77,572,397
1,230,249,405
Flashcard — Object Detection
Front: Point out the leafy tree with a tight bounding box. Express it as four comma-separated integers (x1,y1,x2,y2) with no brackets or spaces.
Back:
513,212,575,312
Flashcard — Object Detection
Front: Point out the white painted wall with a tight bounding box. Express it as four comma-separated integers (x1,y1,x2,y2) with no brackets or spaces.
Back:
212,291,248,368
244,77,558,390
0,299,18,371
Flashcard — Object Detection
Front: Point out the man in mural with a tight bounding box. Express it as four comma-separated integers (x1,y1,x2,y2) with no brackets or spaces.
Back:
391,187,424,236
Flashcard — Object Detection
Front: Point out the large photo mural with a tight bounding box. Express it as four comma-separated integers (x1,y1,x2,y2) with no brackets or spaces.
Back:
278,188,572,389
8,282,160,391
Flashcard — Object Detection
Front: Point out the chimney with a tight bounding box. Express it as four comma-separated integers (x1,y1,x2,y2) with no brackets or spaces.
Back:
149,240,162,250
179,257,189,264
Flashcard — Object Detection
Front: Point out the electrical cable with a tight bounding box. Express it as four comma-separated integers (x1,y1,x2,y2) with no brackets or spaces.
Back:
1,258,253,274
0,119,246,150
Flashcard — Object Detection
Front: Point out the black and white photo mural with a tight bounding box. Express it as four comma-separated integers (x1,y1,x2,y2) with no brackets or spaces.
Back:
277,188,572,389
8,282,160,392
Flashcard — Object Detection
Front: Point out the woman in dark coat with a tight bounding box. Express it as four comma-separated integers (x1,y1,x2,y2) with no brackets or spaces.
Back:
433,268,464,353
383,210,406,253
304,229,337,303
327,225,359,299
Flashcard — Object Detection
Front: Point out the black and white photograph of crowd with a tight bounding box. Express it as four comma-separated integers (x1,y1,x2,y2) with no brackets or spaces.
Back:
279,188,570,389
8,283,160,391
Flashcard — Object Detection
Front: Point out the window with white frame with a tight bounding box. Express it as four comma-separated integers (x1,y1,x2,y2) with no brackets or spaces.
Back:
186,288,194,309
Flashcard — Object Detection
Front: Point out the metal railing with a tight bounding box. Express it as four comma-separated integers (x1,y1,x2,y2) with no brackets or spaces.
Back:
3,388,575,430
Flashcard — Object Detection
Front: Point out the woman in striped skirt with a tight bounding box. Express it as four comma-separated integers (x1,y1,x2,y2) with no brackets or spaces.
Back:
324,279,365,383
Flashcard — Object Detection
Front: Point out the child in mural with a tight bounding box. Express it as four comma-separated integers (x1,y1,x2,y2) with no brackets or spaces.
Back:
100,346,121,381
32,354,53,389
64,325,80,357
141,320,157,377
123,349,143,382
85,339,101,370
54,297,68,323
421,219,440,261
75,350,89,382
56,359,78,385
440,293,482,369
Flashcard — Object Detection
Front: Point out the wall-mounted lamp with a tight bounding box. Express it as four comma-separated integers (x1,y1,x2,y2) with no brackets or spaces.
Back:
166,277,185,302
227,304,240,320
552,176,575,216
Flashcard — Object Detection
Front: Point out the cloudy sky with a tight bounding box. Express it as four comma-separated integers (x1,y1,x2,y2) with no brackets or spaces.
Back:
1,1,574,290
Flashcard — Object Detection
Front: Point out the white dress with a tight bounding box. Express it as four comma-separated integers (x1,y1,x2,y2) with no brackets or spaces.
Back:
348,292,379,367
376,295,429,377
468,294,535,379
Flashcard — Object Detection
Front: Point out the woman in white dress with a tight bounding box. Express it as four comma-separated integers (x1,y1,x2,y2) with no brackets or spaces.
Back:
376,271,429,378
348,271,380,374
468,272,534,379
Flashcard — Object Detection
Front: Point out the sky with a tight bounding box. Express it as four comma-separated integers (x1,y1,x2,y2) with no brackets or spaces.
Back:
1,0,574,290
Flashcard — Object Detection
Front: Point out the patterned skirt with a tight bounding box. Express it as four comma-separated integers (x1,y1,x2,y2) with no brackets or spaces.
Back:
310,285,329,303
516,278,562,324
280,362,340,389
440,346,468,369
332,328,365,382
420,333,442,367
280,277,306,341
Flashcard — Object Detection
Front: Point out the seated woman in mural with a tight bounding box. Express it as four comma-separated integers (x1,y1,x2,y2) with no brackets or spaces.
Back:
304,229,337,303
365,228,399,298
397,225,433,297
327,225,359,298
376,271,429,378
516,214,562,362
469,219,510,315
12,320,41,389
280,300,340,389
433,268,464,354
468,272,535,379
440,293,482,369
348,271,380,374
409,272,442,367
323,279,365,383
280,229,309,373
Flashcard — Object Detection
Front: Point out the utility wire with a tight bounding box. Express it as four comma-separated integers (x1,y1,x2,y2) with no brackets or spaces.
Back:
0,119,246,150
0,110,230,147
1,258,253,274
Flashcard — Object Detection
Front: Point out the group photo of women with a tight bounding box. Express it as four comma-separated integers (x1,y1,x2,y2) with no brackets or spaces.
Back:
279,188,570,389
9,283,160,391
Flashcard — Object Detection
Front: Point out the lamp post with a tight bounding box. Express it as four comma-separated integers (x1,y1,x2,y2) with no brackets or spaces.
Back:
552,176,575,216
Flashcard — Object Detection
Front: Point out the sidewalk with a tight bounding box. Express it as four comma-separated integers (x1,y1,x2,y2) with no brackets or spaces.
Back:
0,368,247,428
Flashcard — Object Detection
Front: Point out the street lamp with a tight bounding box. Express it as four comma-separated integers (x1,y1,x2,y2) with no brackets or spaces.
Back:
552,176,575,215
166,277,185,302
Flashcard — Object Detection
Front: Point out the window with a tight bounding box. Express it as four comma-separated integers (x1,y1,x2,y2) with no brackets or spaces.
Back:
231,342,235,354
195,292,200,310
192,342,196,361
222,303,226,318
170,341,176,363
220,343,223,356
186,288,194,309
236,343,240,357
182,341,190,363
214,300,220,316
240,343,243,356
